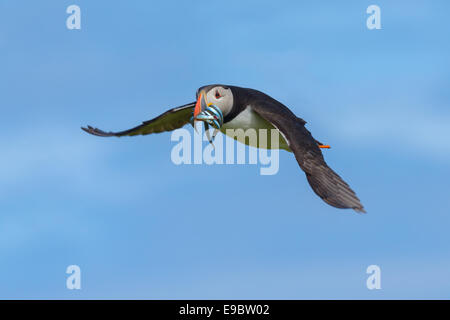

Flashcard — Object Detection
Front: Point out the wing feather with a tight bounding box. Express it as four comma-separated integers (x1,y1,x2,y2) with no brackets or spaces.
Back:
251,100,365,213
81,103,195,137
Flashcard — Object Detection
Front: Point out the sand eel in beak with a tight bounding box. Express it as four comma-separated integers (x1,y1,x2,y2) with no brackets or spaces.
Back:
82,84,365,213
191,91,223,145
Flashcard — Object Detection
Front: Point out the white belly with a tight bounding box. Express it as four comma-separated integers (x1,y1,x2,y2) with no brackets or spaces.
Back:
220,106,290,151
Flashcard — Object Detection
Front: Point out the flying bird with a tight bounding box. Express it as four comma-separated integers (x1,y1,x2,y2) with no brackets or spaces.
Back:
82,85,365,213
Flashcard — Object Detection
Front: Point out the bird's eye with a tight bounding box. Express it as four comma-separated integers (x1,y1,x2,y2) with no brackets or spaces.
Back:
215,91,222,99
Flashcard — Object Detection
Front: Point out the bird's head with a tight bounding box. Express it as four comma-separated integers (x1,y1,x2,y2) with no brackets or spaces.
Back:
192,85,233,129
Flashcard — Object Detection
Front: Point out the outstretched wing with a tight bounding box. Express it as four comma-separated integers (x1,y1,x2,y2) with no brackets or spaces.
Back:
82,102,195,137
251,99,365,213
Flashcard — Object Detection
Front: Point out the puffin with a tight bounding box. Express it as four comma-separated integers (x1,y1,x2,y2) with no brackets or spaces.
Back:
82,84,365,213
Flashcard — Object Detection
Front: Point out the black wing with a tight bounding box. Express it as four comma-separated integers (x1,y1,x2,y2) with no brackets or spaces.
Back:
81,102,195,137
251,99,365,213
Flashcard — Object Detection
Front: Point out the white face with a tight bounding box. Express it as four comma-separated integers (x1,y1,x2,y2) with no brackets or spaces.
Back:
204,86,234,116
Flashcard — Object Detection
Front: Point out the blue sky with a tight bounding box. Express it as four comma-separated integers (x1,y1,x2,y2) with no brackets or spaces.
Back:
1,0,449,299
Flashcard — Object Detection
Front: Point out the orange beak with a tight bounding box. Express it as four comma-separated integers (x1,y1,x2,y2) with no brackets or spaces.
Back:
194,91,206,118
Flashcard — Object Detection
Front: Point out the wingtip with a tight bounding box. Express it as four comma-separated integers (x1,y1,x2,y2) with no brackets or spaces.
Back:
354,206,367,214
81,125,111,137
81,125,95,135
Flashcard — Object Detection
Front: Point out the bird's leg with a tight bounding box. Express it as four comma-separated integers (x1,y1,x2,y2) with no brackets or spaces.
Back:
314,138,331,149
